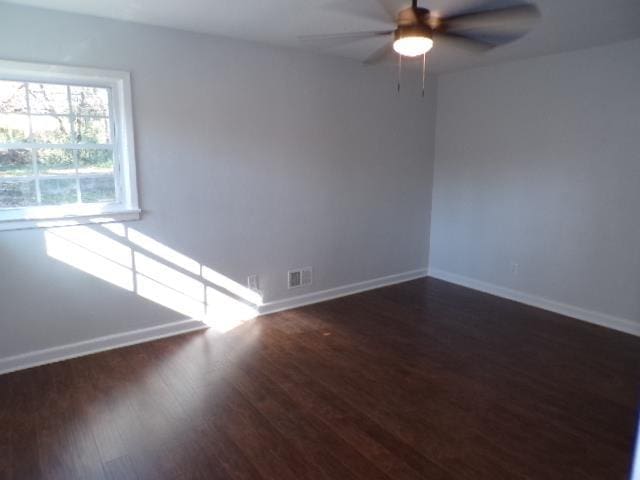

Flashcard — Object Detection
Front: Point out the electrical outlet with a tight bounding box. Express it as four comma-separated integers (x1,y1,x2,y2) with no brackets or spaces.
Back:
510,262,519,275
247,274,259,292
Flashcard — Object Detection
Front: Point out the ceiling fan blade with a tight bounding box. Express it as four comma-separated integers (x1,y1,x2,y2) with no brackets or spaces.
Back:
433,31,497,53
363,42,396,65
298,30,394,48
323,0,397,24
376,0,409,21
440,2,540,35
456,30,529,45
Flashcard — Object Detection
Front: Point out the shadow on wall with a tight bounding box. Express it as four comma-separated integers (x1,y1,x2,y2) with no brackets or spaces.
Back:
44,222,262,334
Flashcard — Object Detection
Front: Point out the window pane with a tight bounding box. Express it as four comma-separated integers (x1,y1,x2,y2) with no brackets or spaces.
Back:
0,149,32,178
37,149,75,176
0,179,37,208
40,178,77,205
28,82,70,115
31,115,71,143
71,86,109,116
78,149,113,175
0,64,136,223
0,113,30,142
75,116,110,144
80,176,116,204
0,81,28,114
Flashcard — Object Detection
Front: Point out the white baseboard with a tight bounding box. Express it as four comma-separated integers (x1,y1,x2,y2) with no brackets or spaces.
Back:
0,319,208,376
428,268,640,337
0,268,428,375
6,266,632,375
259,268,429,315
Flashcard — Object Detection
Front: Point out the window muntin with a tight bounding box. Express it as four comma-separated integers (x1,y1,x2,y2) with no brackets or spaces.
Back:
0,80,117,209
0,60,139,230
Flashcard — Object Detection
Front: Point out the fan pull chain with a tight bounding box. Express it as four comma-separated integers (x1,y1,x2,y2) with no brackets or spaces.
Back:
421,53,428,98
397,54,403,93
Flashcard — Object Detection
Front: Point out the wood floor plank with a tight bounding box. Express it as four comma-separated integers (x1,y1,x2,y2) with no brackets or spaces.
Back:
259,320,524,479
1,277,638,479
204,382,314,480
231,364,391,480
194,422,266,480
250,329,456,479
6,370,43,479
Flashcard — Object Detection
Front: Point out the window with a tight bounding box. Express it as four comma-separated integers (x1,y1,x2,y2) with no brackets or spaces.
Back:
0,60,139,230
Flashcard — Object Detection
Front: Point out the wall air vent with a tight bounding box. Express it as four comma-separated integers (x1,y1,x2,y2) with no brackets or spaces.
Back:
288,267,312,289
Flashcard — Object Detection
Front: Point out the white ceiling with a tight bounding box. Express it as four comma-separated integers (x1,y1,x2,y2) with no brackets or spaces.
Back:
4,0,640,72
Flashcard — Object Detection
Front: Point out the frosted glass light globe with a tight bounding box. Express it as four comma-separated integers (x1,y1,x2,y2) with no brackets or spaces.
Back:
393,36,434,57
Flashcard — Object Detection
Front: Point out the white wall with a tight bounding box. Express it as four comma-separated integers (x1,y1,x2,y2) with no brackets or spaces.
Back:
0,3,437,362
430,39,640,329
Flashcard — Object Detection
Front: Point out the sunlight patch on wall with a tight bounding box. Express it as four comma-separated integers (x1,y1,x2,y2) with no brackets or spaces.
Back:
44,223,261,334
136,274,206,319
127,227,201,275
52,225,133,268
45,229,134,292
202,265,263,306
205,286,259,333
134,251,205,302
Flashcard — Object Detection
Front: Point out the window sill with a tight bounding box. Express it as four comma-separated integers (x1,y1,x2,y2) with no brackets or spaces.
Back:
0,207,141,232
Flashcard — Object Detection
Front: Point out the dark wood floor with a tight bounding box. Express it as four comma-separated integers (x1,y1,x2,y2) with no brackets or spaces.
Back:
1,277,639,479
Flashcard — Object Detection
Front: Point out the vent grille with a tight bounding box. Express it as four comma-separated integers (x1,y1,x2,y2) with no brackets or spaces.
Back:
288,267,312,289
288,271,301,289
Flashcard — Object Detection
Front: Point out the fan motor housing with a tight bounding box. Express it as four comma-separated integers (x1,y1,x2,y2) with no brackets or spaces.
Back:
397,6,431,26
394,24,433,42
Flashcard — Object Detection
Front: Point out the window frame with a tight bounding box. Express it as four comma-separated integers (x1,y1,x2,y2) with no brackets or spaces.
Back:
0,59,140,231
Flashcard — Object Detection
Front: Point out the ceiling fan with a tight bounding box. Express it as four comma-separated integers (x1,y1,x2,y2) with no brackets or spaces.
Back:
300,0,541,65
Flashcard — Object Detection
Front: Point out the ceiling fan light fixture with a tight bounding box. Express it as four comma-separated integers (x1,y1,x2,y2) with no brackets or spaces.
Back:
393,26,433,57
393,36,434,57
